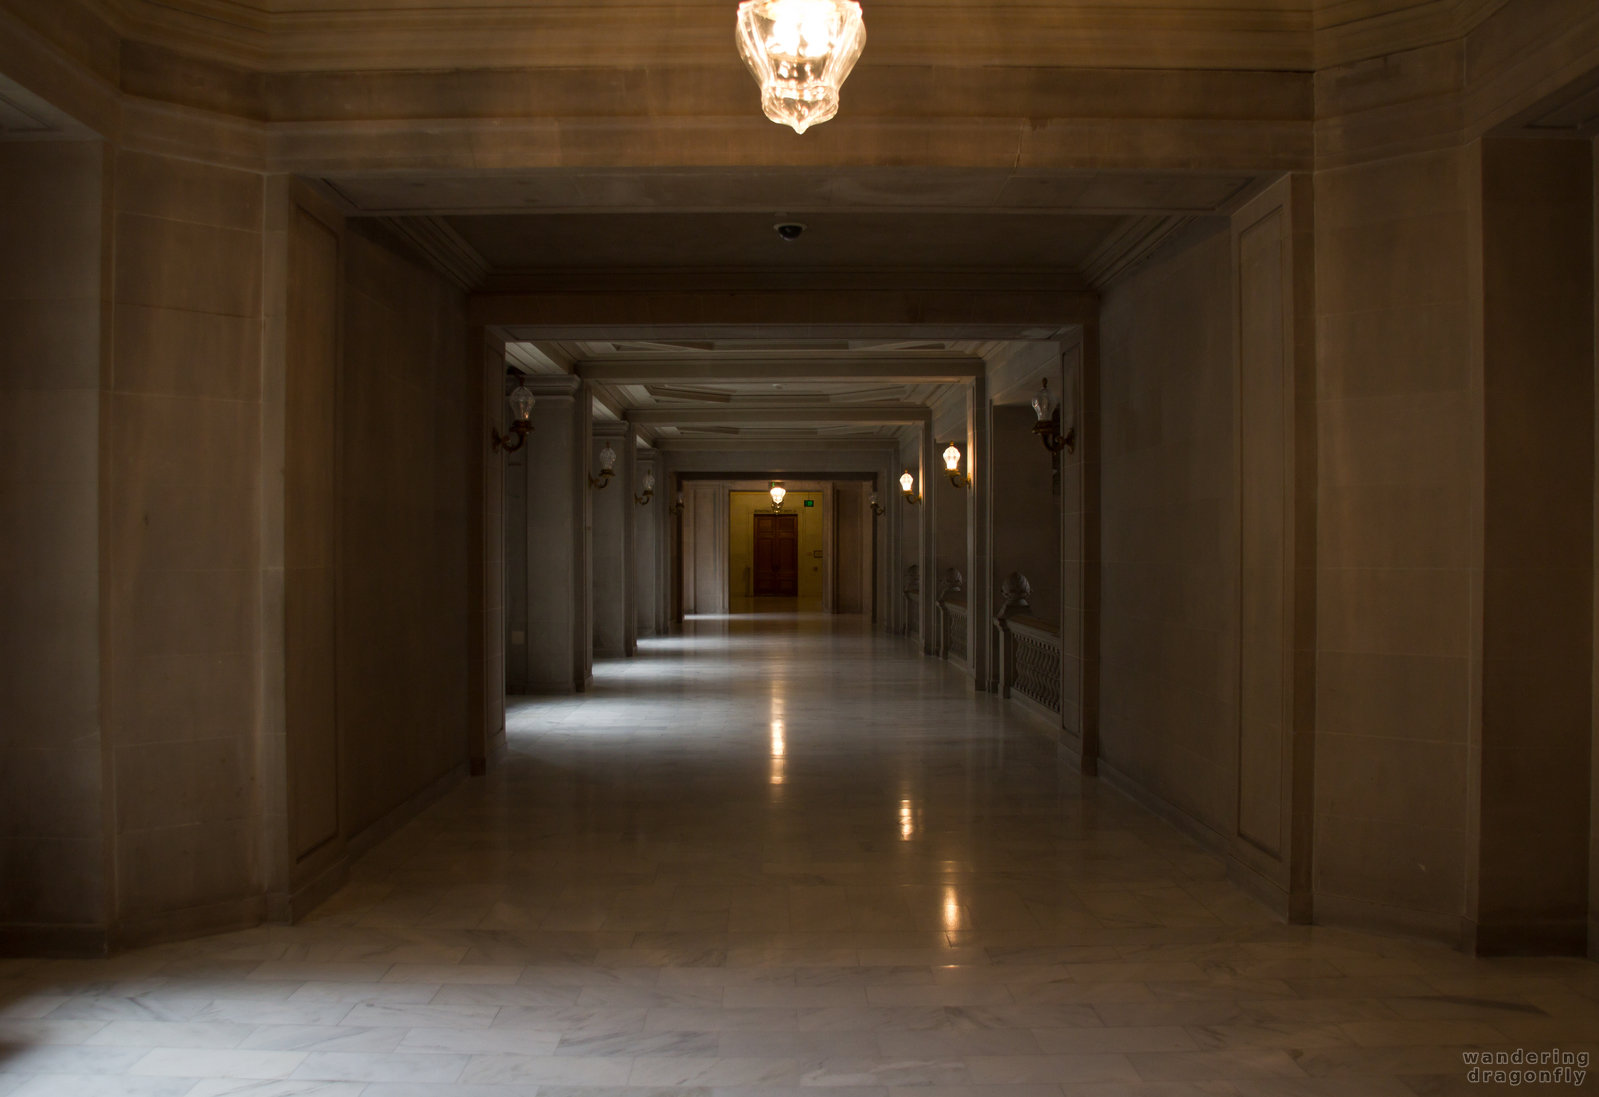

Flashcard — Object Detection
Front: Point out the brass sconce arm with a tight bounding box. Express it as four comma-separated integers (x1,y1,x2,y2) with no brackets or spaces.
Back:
492,420,531,453
1034,411,1075,455
1030,377,1075,455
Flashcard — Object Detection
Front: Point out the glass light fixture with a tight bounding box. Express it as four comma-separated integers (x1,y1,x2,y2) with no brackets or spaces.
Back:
1031,378,1058,423
869,490,885,517
736,0,866,135
899,468,920,504
1031,377,1075,455
492,380,536,452
942,442,970,488
769,481,787,510
591,443,618,489
635,467,657,506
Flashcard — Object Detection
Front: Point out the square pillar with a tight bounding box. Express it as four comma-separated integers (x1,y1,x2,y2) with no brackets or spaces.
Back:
591,419,634,658
967,376,993,690
508,375,591,693
634,449,664,638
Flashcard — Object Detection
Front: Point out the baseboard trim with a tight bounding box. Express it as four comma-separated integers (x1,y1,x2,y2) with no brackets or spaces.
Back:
0,923,109,958
113,895,266,952
1312,892,1464,948
287,853,350,923
1465,916,1589,957
1097,758,1289,920
346,761,469,862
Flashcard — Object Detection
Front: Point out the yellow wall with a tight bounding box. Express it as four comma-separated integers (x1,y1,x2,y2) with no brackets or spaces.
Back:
729,490,825,605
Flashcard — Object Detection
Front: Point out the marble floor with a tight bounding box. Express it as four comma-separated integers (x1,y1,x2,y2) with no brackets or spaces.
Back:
3,614,1597,1097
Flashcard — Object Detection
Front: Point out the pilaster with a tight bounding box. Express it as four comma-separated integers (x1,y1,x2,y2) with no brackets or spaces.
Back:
508,375,590,693
591,419,634,659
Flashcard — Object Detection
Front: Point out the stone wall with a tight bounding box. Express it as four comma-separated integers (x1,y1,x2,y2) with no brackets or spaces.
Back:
279,208,476,912
107,149,266,946
1312,147,1478,940
0,140,107,952
1474,137,1594,953
1099,222,1240,839
336,222,473,839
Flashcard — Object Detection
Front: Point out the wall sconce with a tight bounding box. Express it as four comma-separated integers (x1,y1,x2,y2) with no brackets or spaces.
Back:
769,481,787,512
869,491,886,517
899,469,921,504
670,492,685,516
635,468,656,506
590,443,617,489
942,442,970,488
1031,377,1075,455
491,380,535,452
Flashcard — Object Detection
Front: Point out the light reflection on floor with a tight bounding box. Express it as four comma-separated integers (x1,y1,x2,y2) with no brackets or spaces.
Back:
0,614,1595,1094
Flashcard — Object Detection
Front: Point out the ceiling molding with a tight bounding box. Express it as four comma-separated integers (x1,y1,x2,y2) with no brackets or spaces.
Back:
375,215,489,293
504,341,571,375
106,1,1312,75
1082,215,1198,291
629,405,932,427
659,438,900,454
578,356,984,386
1314,0,1510,70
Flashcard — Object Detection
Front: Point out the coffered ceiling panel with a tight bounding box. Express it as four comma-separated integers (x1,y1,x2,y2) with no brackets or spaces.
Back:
447,210,1127,273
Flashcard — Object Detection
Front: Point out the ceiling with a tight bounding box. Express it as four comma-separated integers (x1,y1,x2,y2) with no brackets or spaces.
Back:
369,167,1246,454
448,211,1128,274
506,338,1021,449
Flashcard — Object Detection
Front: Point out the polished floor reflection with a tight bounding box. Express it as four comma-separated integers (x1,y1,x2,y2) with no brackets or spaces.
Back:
2,614,1597,1096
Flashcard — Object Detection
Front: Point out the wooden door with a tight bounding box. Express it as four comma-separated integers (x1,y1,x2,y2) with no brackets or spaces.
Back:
753,513,799,596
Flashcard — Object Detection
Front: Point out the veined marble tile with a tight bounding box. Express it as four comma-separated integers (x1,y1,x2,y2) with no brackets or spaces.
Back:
7,618,1599,1097
127,1048,308,1078
290,1050,468,1083
457,1051,634,1086
238,1024,407,1052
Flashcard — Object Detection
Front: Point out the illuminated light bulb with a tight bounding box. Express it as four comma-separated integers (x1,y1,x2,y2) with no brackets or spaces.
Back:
735,0,866,134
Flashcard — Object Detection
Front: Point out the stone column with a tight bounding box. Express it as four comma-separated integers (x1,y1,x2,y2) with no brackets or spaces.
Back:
919,425,937,653
967,376,993,691
590,420,634,658
1468,137,1594,954
634,448,663,638
508,376,591,693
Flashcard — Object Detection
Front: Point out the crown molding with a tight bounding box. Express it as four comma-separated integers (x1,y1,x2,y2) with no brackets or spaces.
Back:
1314,0,1509,70
1082,214,1199,291
104,1,1312,75
374,215,489,293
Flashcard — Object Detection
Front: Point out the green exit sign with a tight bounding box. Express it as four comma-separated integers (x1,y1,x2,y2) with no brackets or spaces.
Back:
803,499,815,507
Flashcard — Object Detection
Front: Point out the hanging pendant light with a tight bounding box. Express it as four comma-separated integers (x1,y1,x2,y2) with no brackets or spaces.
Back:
736,0,866,135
